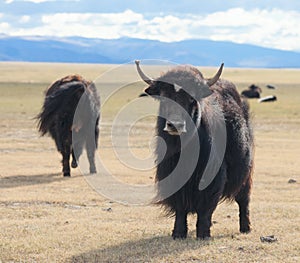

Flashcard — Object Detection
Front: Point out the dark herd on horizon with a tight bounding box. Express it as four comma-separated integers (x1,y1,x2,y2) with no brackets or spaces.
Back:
241,83,277,102
37,61,258,239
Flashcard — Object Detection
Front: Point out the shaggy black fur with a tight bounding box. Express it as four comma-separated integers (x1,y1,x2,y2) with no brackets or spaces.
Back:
37,75,100,176
137,64,254,239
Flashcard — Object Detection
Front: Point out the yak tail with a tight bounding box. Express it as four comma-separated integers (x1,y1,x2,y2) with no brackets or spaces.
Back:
242,98,254,148
36,82,85,136
241,99,250,123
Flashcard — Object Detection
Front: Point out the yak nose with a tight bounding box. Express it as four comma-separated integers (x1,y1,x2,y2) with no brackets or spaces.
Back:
164,120,187,135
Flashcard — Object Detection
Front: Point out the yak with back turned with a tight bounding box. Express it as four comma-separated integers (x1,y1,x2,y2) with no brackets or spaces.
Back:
37,75,100,177
135,61,254,239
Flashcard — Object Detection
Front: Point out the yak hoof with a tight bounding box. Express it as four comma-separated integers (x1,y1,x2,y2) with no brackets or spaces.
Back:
240,218,251,233
63,172,71,177
197,236,211,241
240,225,251,234
196,231,211,240
172,231,187,240
71,160,78,168
90,168,97,174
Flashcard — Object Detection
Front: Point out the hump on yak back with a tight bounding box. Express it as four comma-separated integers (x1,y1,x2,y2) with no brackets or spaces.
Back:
45,74,91,97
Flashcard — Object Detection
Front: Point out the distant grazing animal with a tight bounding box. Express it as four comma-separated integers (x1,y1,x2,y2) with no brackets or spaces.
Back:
258,95,277,103
249,84,262,92
136,61,254,239
241,84,262,98
266,84,276,89
37,75,100,177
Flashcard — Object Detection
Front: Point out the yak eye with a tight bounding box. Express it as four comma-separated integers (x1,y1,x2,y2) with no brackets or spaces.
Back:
189,96,195,104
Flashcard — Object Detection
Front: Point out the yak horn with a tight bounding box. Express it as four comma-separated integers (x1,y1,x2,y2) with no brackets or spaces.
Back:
135,60,153,85
206,63,224,87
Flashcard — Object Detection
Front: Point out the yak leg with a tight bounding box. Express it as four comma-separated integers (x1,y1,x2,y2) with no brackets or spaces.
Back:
196,163,227,239
235,176,251,233
196,200,219,239
51,127,63,152
71,139,84,168
172,210,188,239
196,208,215,239
62,142,71,177
94,118,100,148
86,133,97,174
71,149,78,168
85,118,100,174
53,127,70,176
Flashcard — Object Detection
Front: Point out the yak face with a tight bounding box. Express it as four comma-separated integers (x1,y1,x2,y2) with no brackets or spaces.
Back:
135,61,224,136
160,85,194,136
146,79,208,136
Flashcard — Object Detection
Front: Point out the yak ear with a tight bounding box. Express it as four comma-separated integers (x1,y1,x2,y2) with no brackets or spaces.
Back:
198,84,213,99
144,83,159,96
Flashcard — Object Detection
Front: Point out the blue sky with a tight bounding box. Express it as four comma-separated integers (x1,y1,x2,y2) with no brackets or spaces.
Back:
1,0,300,51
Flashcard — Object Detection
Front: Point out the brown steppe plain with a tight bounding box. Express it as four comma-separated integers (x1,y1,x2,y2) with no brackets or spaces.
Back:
0,62,299,262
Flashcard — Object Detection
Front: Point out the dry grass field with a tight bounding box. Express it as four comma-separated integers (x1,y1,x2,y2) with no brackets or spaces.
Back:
0,62,299,262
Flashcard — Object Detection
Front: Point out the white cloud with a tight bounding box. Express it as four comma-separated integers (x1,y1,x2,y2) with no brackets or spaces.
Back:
2,8,300,51
5,0,79,3
202,8,300,51
19,15,31,23
26,0,53,2
0,22,11,31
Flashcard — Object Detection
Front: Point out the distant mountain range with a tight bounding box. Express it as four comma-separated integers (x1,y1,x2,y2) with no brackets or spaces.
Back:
0,35,300,68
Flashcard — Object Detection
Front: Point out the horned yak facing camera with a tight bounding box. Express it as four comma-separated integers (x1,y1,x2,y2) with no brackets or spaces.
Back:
136,60,254,239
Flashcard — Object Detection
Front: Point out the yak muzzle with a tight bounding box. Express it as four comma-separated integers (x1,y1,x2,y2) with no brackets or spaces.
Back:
164,120,187,135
